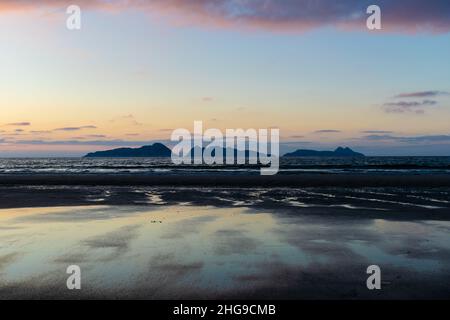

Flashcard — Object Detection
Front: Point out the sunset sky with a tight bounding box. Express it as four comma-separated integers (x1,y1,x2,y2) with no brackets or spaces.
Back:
1,0,450,156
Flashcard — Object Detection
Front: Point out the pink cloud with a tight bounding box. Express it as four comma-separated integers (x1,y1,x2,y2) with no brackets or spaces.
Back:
1,0,450,33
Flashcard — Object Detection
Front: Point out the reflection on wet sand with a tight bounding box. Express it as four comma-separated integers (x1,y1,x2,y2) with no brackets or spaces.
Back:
0,205,449,299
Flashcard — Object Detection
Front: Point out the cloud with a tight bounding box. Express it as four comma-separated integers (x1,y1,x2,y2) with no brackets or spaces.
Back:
361,130,394,134
363,134,399,141
383,100,438,114
2,0,450,34
13,139,155,146
5,122,30,126
394,91,449,98
0,133,23,137
384,100,437,108
72,134,107,139
110,114,143,126
363,134,450,143
84,134,107,138
53,125,97,131
384,89,449,114
314,130,341,134
30,130,51,134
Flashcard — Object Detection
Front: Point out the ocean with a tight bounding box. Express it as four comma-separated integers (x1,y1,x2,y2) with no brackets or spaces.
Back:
1,156,450,175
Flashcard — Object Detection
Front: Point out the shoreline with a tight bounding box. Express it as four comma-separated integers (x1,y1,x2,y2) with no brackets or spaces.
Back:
1,173,450,187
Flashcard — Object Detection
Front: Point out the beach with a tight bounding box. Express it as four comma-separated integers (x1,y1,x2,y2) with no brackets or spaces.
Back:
0,203,449,299
1,157,450,300
0,175,450,299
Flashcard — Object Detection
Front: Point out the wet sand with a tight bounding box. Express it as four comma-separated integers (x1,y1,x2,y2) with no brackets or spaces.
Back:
1,185,450,220
1,181,449,299
1,173,450,187
0,204,450,299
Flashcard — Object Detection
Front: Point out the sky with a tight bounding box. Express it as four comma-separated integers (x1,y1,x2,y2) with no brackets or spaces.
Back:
1,0,450,156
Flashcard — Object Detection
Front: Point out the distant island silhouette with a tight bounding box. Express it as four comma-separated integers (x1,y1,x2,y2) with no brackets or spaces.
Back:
284,147,365,157
84,144,364,158
84,143,264,159
84,143,171,158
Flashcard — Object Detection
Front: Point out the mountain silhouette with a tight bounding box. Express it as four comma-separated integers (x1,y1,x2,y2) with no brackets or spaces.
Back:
85,143,363,158
84,143,171,158
188,146,264,159
84,143,267,160
283,147,364,157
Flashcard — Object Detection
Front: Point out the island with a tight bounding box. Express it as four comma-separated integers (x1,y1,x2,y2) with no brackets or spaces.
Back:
84,144,364,159
283,147,364,157
84,143,264,159
84,143,172,158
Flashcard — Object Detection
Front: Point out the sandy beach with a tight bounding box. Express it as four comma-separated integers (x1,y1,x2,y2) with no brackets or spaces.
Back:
1,170,449,299
0,204,449,299
0,181,449,299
